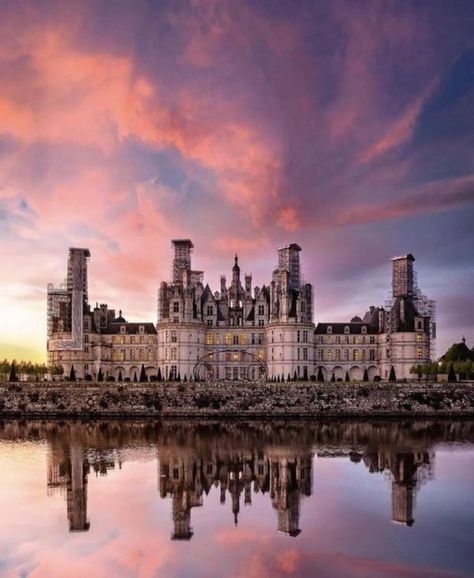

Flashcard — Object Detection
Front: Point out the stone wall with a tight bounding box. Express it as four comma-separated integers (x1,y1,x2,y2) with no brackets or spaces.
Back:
0,381,473,417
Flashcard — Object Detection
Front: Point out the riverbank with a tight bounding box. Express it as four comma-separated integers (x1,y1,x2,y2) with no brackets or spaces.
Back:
0,381,473,418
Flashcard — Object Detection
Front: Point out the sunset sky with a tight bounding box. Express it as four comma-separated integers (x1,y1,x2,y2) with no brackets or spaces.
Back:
0,0,473,362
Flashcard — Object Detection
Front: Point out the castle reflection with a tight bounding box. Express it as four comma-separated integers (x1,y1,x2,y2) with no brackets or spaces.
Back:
1,419,471,538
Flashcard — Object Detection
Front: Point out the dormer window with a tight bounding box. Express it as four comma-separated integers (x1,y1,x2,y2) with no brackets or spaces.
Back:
344,326,350,334
139,325,144,334
207,305,213,316
362,326,367,334
120,325,126,334
327,326,332,334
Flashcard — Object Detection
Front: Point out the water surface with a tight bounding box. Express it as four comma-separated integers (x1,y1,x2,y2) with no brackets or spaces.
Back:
0,419,473,578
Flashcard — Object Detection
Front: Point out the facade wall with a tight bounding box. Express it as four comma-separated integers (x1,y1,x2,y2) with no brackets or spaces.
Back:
47,242,433,382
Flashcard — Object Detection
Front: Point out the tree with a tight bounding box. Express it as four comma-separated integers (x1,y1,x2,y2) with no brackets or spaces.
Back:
287,373,291,382
330,372,335,382
363,368,369,381
345,371,350,382
69,365,76,381
118,370,123,382
447,363,457,382
389,366,397,382
157,367,162,381
176,372,181,382
303,366,308,381
293,370,298,381
9,360,18,382
440,340,474,363
317,367,324,382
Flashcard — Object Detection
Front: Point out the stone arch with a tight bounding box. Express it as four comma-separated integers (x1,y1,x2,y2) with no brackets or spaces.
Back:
367,365,380,381
129,365,139,381
114,366,126,380
315,365,328,381
349,366,363,381
145,365,157,379
332,365,345,381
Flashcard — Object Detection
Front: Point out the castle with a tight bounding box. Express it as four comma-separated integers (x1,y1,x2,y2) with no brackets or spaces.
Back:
47,240,435,381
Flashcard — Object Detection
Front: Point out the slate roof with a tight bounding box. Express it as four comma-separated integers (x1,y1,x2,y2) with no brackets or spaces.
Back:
102,322,157,335
315,322,379,335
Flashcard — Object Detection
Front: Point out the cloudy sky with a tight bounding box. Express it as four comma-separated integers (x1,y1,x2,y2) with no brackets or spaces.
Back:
0,0,473,361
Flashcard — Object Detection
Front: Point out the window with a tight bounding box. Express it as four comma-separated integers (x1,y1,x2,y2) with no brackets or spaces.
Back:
139,325,145,334
362,326,367,334
335,335,341,344
335,349,340,361
232,351,240,361
207,319,213,326
369,349,376,361
303,331,308,343
206,305,213,316
317,335,324,344
225,333,232,345
170,365,178,380
370,336,375,344
130,336,135,344
344,326,350,334
327,326,332,334
240,334,246,345
233,335,239,345
171,347,177,361
303,348,308,361
297,348,300,361
327,349,333,361
120,325,126,334
297,330,301,343
140,349,147,361
344,349,349,360
301,301,306,312
353,336,360,344
258,333,264,345
173,302,179,313
417,333,424,342
171,330,177,343
416,347,423,359
317,349,323,361
258,349,264,360
258,319,264,326
258,305,265,315
353,349,359,361
205,333,213,345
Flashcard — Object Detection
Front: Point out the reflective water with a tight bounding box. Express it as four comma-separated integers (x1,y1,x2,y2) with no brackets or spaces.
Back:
0,419,473,578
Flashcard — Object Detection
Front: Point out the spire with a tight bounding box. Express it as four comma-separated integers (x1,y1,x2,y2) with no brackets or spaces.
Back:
232,253,240,283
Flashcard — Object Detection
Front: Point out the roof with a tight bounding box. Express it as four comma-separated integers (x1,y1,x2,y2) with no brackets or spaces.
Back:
350,315,362,323
315,322,378,335
171,239,194,248
277,243,301,252
391,253,415,261
102,322,157,335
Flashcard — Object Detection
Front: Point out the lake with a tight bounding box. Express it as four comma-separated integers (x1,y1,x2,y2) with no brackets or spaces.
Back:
0,419,473,578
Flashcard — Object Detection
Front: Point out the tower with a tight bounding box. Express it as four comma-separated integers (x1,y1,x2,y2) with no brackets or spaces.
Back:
172,239,194,284
277,244,301,290
391,254,415,298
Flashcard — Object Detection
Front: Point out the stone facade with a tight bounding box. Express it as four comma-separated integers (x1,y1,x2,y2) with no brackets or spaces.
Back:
47,241,432,381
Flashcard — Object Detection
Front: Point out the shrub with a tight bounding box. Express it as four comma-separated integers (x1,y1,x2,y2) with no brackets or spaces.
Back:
99,398,108,408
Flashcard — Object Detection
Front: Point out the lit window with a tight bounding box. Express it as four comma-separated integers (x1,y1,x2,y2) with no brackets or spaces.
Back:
416,347,423,359
205,333,213,345
225,333,232,345
353,349,359,361
240,334,246,345
417,334,423,342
